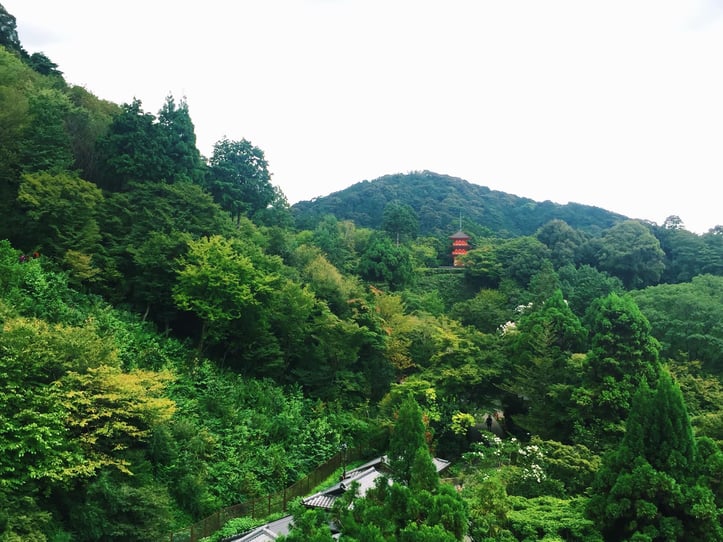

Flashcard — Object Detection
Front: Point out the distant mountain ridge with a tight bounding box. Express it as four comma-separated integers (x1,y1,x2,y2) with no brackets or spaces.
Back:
291,170,628,236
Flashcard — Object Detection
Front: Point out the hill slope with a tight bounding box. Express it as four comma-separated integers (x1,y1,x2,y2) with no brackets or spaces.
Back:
291,171,627,236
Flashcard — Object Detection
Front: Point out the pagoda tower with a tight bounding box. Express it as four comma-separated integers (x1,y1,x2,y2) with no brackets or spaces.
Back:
449,230,471,267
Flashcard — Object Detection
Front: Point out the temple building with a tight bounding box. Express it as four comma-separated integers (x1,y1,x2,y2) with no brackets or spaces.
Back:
449,230,471,267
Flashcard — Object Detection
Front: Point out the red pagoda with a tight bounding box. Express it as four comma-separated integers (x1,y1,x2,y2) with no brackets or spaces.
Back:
449,230,471,267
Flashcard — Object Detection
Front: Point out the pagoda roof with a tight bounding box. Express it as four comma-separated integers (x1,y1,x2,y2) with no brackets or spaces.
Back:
449,230,470,240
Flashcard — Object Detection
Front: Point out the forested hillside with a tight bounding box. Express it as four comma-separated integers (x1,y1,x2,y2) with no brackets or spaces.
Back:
291,170,628,237
1,5,722,541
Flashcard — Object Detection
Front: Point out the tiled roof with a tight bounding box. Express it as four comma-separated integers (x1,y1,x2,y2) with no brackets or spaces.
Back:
226,455,452,541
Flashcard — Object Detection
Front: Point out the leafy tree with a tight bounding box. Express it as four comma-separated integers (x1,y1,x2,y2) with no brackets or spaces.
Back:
631,274,723,375
459,243,503,289
172,235,274,354
700,229,723,276
16,170,103,263
206,137,275,222
494,236,552,288
382,201,419,242
293,244,357,317
597,220,665,289
410,445,439,492
96,181,236,318
279,502,335,542
655,219,708,283
535,219,585,268
27,52,62,77
19,87,74,172
557,263,624,317
310,215,359,272
357,233,414,291
587,371,722,541
506,496,602,542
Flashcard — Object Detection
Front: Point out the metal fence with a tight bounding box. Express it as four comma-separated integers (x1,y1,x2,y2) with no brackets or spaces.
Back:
169,430,388,542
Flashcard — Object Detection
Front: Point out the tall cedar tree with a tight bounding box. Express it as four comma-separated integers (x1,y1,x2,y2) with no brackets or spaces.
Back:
577,293,661,449
389,395,427,485
587,371,722,541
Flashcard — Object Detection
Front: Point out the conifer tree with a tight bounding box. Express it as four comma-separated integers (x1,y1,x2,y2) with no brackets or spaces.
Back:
576,293,661,448
410,445,439,492
389,395,427,485
587,371,722,541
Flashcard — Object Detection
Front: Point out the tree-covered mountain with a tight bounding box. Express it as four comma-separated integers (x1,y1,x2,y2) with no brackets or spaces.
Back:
291,170,628,237
1,5,722,541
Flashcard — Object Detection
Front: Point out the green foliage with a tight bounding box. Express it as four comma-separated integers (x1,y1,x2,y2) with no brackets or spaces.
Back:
357,233,414,290
1,16,722,540
279,502,334,542
200,515,269,542
557,263,624,317
19,87,74,172
535,219,585,268
597,220,665,289
389,395,428,484
631,274,723,374
577,292,662,448
291,170,626,237
501,290,587,441
506,496,602,542
206,137,275,222
17,170,103,260
333,476,467,541
94,99,171,191
587,371,722,541
381,201,419,242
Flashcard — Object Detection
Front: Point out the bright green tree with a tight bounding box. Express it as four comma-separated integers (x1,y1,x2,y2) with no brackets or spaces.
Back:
172,235,274,354
16,170,103,264
587,371,722,541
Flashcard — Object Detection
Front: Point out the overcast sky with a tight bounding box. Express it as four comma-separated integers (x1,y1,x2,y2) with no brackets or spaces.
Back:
6,0,723,233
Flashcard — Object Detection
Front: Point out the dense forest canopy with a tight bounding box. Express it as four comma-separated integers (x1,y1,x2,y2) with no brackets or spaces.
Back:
291,170,630,237
1,5,722,541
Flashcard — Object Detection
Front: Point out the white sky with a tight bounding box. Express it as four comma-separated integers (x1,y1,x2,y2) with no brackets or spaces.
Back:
6,0,723,233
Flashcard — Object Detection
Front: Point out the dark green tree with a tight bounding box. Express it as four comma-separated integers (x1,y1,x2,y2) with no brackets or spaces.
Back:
382,201,419,243
19,87,74,172
587,372,722,541
156,94,205,184
631,274,723,375
94,99,169,191
206,137,275,222
388,395,427,485
597,220,665,289
505,289,588,441
494,236,552,288
575,293,661,449
357,234,414,291
535,219,585,268
557,263,624,317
